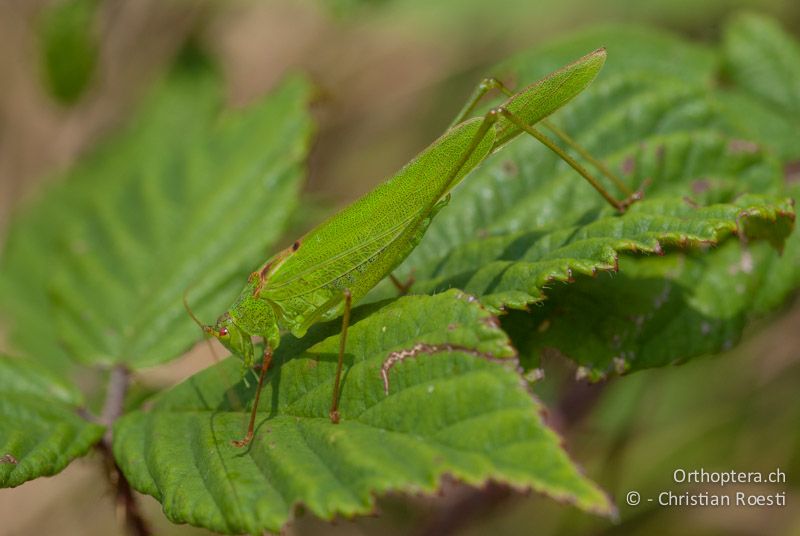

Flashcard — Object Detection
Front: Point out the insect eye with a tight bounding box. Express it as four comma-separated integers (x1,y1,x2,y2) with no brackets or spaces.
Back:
219,327,229,337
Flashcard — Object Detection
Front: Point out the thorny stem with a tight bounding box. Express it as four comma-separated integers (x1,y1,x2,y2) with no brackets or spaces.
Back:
101,365,130,442
98,365,151,536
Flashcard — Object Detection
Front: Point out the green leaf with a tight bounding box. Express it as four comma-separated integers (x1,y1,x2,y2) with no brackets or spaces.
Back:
717,13,800,311
720,12,800,160
722,12,800,118
0,203,73,368
411,192,793,314
0,355,104,487
114,291,613,534
496,24,716,87
504,239,790,380
367,28,796,376
0,68,219,367
38,0,98,104
0,71,315,369
716,90,800,162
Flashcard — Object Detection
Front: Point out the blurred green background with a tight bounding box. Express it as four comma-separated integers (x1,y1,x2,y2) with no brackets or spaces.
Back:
0,0,798,534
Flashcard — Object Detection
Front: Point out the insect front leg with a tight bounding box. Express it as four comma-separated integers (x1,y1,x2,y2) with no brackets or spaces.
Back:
329,289,352,424
231,345,273,448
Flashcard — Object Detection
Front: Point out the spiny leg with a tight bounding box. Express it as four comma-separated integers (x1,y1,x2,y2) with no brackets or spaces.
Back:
540,119,634,198
451,77,514,127
454,76,638,207
231,346,273,448
329,289,352,424
497,107,635,212
438,108,501,197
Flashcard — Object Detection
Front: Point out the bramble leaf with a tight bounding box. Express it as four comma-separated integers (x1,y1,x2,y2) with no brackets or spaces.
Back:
0,67,219,367
113,291,613,534
410,192,793,313
503,239,791,380
723,12,800,117
0,70,315,369
719,12,800,311
719,12,800,160
4,18,799,535
497,24,716,86
0,356,104,487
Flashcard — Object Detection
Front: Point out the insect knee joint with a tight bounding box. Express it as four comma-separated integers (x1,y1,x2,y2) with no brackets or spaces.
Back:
480,77,500,90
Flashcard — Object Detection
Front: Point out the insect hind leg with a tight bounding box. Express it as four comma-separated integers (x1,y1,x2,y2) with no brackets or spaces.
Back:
451,77,515,127
497,107,639,212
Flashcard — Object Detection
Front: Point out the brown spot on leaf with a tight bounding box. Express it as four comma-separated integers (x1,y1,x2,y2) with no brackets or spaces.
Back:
683,196,700,208
502,160,518,176
481,316,500,329
380,342,511,394
621,156,635,176
785,161,800,184
728,139,760,154
692,179,711,194
656,144,666,163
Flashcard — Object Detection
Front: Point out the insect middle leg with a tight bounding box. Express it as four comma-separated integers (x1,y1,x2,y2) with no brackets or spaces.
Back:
329,288,352,424
231,346,273,448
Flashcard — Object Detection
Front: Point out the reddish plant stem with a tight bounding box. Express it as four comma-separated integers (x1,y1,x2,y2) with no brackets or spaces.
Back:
415,376,608,536
98,365,151,536
416,481,514,536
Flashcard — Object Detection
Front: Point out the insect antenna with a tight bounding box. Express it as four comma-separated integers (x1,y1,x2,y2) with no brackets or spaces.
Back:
183,286,207,331
183,286,246,411
183,286,222,363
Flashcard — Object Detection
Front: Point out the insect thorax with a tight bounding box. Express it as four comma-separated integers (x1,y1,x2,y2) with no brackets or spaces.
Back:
229,280,281,350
